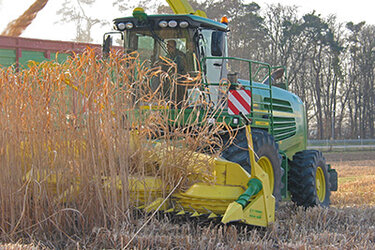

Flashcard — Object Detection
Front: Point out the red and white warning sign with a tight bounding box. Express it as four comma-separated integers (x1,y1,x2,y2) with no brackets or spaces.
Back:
228,89,252,115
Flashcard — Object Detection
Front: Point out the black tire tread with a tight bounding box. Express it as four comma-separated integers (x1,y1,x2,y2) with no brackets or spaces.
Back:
288,150,331,207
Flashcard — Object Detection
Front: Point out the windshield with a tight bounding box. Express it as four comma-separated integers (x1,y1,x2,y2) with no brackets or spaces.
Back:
124,28,197,74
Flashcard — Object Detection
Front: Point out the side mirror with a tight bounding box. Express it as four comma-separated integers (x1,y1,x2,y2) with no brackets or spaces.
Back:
211,31,224,56
102,35,112,58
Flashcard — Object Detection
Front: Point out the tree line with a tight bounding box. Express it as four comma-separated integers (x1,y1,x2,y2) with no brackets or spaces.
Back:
58,0,375,139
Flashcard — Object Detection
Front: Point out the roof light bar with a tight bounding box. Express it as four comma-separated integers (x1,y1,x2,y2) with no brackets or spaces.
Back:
159,20,168,28
125,22,134,29
179,21,189,28
117,22,126,31
168,20,178,28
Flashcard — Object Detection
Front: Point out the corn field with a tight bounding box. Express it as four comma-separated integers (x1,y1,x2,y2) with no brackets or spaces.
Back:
0,50,374,249
0,49,228,247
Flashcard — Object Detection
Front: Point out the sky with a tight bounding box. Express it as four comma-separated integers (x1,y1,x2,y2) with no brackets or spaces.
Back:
0,0,375,44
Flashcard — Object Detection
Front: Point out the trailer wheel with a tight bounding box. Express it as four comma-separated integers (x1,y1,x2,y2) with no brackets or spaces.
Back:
220,129,283,206
289,150,331,207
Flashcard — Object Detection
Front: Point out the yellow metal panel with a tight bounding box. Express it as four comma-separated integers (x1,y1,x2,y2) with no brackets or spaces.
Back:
128,176,164,192
173,196,230,214
221,202,244,224
166,0,207,17
221,123,275,226
212,159,226,184
194,10,207,18
166,0,195,14
144,197,168,212
255,121,269,126
140,105,169,110
242,194,268,227
180,183,244,200
223,159,250,188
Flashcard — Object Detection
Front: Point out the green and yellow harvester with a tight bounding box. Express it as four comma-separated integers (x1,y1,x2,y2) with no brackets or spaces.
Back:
100,0,338,227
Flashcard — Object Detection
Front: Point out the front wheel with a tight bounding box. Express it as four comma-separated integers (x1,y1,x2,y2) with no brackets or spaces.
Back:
288,150,331,207
220,129,283,205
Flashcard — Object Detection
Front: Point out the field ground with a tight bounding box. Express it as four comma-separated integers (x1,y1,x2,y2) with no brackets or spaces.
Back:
1,151,375,249
326,151,375,206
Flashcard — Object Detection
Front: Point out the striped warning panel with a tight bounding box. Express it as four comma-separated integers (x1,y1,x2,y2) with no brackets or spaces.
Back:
228,89,252,115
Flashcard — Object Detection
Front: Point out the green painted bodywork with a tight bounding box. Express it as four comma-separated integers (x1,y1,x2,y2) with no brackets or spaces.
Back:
237,81,307,159
197,82,306,159
199,54,307,160
161,77,307,161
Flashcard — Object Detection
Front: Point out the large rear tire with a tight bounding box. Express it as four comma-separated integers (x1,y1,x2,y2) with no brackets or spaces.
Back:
220,129,283,205
289,150,331,207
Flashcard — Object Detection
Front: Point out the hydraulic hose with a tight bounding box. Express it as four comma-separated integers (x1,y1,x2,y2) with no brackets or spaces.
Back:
236,178,262,208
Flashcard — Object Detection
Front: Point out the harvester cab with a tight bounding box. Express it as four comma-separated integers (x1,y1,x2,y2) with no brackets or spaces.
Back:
104,8,232,106
100,1,337,227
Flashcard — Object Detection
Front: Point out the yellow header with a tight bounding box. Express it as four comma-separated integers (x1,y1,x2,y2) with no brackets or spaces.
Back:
166,0,207,18
140,105,169,110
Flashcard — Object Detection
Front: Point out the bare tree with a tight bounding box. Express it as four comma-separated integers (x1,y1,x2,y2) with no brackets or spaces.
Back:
345,22,375,138
57,0,108,42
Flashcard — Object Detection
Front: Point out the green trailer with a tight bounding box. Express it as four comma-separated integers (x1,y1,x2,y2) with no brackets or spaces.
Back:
0,35,101,69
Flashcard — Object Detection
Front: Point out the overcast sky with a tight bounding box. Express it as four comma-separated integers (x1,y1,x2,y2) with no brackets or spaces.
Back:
0,0,374,44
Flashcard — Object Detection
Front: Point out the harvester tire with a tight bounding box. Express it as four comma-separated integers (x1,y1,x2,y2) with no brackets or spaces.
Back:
289,150,331,207
220,129,283,205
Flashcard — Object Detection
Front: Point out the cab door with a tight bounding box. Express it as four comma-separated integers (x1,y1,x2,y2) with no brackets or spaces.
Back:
199,29,227,104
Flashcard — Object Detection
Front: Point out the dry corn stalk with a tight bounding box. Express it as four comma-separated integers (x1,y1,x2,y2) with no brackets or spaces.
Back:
0,48,228,238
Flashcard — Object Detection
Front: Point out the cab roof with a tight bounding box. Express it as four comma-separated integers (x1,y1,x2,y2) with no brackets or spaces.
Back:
113,14,228,31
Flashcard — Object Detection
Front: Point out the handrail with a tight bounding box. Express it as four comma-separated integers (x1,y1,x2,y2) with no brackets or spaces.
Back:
201,56,276,135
